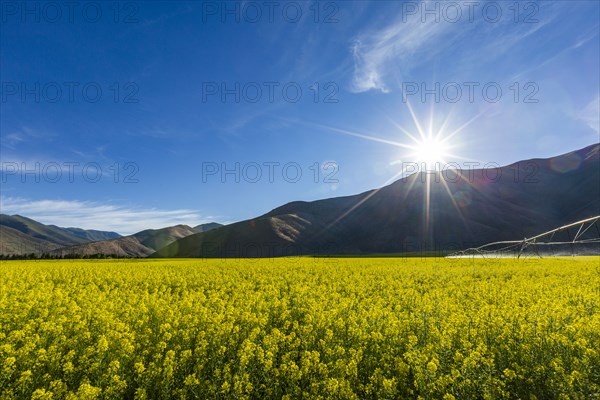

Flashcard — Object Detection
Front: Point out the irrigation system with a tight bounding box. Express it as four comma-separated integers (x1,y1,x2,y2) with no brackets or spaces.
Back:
449,215,600,258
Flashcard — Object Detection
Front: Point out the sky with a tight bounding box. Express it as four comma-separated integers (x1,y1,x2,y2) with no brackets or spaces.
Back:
1,0,599,234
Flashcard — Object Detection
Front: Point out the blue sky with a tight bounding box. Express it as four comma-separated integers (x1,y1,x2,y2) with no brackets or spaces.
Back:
1,0,599,234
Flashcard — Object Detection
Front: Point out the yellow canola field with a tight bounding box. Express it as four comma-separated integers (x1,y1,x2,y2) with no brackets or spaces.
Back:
1,257,599,399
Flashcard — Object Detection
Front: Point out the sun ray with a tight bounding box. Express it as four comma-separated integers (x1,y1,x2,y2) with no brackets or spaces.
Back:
435,104,455,142
438,175,470,232
441,107,488,143
315,162,417,239
306,122,415,149
424,173,432,234
294,97,483,251
383,113,421,144
405,98,427,141
428,97,435,139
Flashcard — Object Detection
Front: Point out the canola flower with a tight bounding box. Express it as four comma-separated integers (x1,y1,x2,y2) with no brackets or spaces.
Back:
0,257,599,399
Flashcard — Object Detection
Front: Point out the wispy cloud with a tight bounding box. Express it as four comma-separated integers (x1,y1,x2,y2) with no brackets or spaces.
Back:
350,1,563,93
0,126,52,150
577,96,600,134
350,6,450,93
0,133,26,149
0,197,218,235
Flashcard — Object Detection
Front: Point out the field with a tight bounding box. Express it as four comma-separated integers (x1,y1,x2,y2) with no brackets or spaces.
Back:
1,257,599,399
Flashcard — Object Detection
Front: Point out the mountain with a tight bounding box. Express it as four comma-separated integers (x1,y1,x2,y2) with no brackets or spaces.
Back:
59,227,121,242
0,224,62,255
51,225,202,258
0,214,121,255
194,223,223,233
152,143,600,258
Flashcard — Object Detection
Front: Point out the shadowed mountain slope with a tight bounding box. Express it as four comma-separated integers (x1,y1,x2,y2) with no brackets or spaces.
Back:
0,214,120,255
152,143,600,258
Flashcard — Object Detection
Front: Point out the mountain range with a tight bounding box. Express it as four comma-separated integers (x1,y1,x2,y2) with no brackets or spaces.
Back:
152,143,600,258
0,214,221,257
2,144,598,258
0,214,121,255
50,223,222,258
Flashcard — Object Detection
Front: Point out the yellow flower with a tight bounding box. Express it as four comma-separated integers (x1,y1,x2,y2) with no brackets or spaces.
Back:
3,357,16,373
184,374,200,386
134,362,145,374
427,359,438,374
503,368,517,380
63,362,74,374
31,389,53,400
97,336,109,353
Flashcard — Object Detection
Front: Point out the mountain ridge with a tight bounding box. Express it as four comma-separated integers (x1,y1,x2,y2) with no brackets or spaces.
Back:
0,214,121,255
0,213,222,257
151,143,600,258
49,223,223,258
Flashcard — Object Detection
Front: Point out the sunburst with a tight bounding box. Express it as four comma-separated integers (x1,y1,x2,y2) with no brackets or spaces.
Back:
295,98,486,247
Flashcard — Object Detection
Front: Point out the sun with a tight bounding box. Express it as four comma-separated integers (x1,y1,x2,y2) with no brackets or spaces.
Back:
308,103,474,239
412,137,449,171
